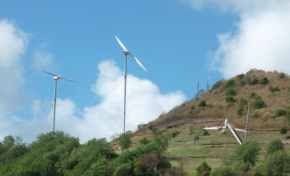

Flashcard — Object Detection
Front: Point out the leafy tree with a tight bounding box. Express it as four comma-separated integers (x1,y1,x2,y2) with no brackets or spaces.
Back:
279,72,285,78
226,89,237,96
188,125,194,138
134,153,158,176
237,74,245,79
275,108,287,117
267,139,285,155
3,135,15,148
280,127,287,135
249,77,259,85
269,86,280,93
252,97,265,109
169,130,180,141
233,141,260,170
113,163,133,176
260,150,290,176
260,77,269,85
225,80,235,88
198,101,207,108
139,138,150,146
210,166,236,176
119,131,133,153
196,162,211,176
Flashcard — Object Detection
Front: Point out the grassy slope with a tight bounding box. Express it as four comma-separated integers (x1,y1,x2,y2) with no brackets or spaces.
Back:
111,70,290,176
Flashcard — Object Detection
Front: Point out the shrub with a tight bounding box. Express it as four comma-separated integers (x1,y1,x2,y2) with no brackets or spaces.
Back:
269,86,280,93
226,89,237,96
212,80,223,90
252,98,265,109
260,77,269,85
119,131,133,152
249,77,258,85
210,167,236,176
274,108,287,117
279,72,285,78
253,111,259,119
237,74,245,79
234,141,261,169
280,127,287,135
225,96,235,103
198,101,207,108
196,162,211,176
225,80,235,88
250,92,257,99
236,106,244,115
169,130,180,141
261,150,290,176
139,138,150,145
267,139,285,155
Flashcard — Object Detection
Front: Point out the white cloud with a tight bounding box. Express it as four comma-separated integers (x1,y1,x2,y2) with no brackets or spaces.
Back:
74,60,186,142
183,0,290,78
0,60,186,143
33,50,53,70
0,19,28,116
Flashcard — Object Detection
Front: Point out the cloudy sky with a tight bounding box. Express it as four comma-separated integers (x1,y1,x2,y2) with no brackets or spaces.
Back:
0,0,289,143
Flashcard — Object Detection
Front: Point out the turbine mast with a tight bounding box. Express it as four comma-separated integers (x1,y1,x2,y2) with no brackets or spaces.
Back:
53,79,58,133
124,54,128,134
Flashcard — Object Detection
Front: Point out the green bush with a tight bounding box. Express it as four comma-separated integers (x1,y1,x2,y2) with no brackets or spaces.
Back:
250,92,257,99
267,139,285,155
212,80,223,90
261,150,290,176
252,97,265,109
274,108,287,117
260,77,269,85
269,86,280,93
280,127,287,135
225,96,235,103
236,106,244,115
237,74,245,79
249,77,258,85
198,101,207,108
226,89,237,96
210,167,236,176
279,72,285,78
196,162,211,176
225,80,235,88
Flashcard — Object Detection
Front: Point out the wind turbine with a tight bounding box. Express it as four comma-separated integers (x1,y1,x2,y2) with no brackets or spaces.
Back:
44,71,78,133
115,36,147,134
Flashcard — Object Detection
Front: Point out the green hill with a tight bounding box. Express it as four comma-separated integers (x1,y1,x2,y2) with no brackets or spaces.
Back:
0,69,290,176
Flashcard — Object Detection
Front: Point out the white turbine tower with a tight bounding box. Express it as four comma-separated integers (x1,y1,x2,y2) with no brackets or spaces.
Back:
44,71,78,133
115,36,147,134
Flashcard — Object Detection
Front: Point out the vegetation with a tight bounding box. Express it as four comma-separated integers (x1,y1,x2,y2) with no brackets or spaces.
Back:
225,79,235,88
225,89,236,96
252,96,265,109
198,100,207,108
280,127,287,135
196,162,211,176
249,77,259,85
260,77,269,85
119,131,133,152
278,72,285,78
269,86,280,93
169,130,180,141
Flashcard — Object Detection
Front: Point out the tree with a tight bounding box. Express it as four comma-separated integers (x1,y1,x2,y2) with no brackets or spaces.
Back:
267,138,285,155
169,130,180,141
188,125,194,138
260,150,290,176
196,162,211,176
3,135,15,148
280,127,287,135
139,138,150,146
198,101,207,108
260,77,269,85
134,154,158,176
211,167,236,176
233,141,260,170
119,131,133,153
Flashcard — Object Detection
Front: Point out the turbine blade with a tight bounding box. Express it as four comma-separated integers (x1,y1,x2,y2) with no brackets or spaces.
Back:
60,77,78,83
115,36,128,51
44,71,57,76
130,54,147,72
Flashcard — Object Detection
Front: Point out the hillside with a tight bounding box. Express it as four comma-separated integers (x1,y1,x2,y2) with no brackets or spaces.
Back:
1,69,290,176
136,69,290,134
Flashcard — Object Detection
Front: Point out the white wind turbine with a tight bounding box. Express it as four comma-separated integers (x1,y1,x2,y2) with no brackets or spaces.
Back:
44,71,78,133
115,36,147,134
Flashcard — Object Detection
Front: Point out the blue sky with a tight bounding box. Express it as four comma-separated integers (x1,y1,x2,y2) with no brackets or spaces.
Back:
1,0,290,142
